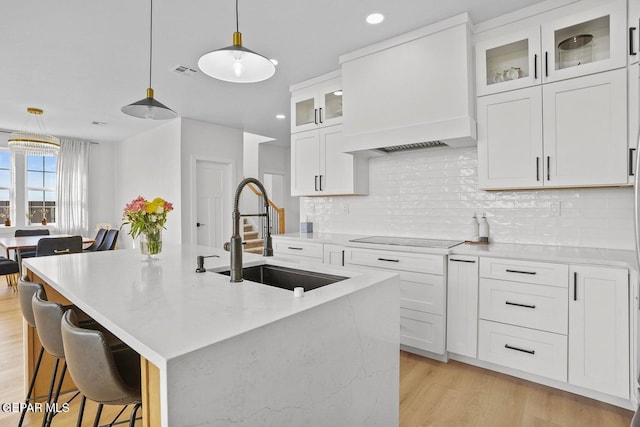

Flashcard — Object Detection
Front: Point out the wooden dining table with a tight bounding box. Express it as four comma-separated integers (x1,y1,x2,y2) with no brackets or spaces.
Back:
0,234,96,269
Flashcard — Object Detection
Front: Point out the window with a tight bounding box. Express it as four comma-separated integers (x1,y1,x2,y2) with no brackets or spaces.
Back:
0,151,10,221
26,155,56,223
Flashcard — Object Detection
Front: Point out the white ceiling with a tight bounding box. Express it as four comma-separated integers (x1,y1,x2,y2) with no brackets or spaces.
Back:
0,0,546,145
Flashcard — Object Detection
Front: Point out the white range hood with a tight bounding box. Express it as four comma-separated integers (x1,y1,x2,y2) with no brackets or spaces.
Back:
339,13,476,155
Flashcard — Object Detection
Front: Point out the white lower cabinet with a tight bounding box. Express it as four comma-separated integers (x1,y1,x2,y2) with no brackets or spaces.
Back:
446,256,479,358
272,239,324,263
345,247,446,355
323,244,345,266
568,265,629,399
478,320,568,381
473,257,631,402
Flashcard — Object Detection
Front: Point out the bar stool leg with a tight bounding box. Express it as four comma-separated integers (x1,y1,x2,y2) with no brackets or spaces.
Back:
93,403,103,427
18,346,44,426
41,358,60,427
45,361,67,427
129,402,142,426
76,395,86,427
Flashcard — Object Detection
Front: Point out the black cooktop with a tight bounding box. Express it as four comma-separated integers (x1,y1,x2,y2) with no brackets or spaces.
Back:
348,236,464,249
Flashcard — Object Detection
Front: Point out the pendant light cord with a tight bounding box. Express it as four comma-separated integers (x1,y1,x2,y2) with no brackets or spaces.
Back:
236,0,239,33
149,0,153,89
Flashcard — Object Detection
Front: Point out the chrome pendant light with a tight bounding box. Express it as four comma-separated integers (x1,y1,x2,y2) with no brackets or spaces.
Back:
8,108,60,156
122,0,177,120
198,0,276,83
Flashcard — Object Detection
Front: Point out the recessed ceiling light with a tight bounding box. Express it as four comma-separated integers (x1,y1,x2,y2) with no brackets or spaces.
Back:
366,13,384,25
270,59,279,66
276,114,286,119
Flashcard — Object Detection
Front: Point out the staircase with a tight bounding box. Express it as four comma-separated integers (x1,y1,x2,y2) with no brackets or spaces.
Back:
243,219,264,254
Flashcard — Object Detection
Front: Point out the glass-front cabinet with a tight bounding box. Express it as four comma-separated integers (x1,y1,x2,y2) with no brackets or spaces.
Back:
476,28,541,96
541,0,626,83
290,76,343,133
476,0,625,95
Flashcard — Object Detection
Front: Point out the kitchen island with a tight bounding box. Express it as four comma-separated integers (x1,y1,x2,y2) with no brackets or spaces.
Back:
22,244,399,427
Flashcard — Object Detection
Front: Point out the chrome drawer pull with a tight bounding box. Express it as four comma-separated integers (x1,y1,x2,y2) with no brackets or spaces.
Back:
53,249,70,254
505,269,537,275
505,301,536,309
450,259,476,263
504,344,535,355
287,247,303,250
377,258,399,263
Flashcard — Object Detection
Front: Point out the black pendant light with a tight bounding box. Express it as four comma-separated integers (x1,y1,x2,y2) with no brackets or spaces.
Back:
122,0,178,120
197,0,276,83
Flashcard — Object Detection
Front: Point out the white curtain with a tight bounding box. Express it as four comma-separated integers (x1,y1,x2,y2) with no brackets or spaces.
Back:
56,139,91,236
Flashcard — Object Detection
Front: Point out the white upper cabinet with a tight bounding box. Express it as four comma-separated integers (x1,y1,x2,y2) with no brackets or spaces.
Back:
543,68,628,186
290,73,343,133
479,68,628,190
541,1,626,83
476,0,626,96
476,27,542,96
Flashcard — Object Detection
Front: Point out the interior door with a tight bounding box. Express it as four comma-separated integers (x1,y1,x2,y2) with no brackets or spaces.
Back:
196,160,229,248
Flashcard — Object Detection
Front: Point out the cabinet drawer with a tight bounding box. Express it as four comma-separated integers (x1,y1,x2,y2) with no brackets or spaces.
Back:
400,271,444,315
480,258,568,287
479,320,567,382
273,240,323,260
345,248,444,275
400,308,445,354
479,278,568,334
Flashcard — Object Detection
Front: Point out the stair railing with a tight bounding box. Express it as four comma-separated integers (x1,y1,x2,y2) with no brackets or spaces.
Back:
246,182,285,236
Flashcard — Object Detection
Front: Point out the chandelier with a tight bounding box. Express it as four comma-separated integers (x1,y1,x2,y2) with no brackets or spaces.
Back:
8,108,60,156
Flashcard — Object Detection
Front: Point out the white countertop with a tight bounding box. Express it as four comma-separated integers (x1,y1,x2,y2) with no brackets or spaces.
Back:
274,232,639,272
23,244,396,369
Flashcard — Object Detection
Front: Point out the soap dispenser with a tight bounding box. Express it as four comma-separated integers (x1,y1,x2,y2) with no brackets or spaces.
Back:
469,213,479,242
478,213,489,243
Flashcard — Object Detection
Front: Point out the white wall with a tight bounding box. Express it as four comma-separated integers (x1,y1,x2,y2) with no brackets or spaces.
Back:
88,141,116,231
180,118,243,245
114,119,182,248
301,146,635,250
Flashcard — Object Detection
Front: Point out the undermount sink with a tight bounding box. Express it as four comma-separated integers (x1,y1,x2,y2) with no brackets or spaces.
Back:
217,264,347,291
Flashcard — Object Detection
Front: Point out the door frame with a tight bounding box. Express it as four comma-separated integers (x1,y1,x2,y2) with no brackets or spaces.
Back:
189,156,235,247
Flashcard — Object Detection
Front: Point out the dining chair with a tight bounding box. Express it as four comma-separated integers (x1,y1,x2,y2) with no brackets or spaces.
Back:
97,228,119,251
35,236,83,257
0,257,19,291
83,228,108,252
14,229,50,261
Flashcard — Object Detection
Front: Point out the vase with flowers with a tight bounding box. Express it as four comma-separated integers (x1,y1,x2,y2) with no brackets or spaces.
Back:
122,196,173,261
1,208,10,227
40,208,49,225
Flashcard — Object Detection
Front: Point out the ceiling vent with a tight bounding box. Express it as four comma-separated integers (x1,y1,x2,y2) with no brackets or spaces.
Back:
171,65,197,77
375,141,447,153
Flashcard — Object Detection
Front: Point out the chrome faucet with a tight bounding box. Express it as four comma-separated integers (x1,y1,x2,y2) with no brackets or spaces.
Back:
228,178,273,282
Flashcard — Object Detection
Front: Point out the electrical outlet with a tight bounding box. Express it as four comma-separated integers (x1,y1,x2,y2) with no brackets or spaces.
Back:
549,200,561,216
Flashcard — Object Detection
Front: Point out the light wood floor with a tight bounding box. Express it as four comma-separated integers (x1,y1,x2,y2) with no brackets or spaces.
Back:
0,282,634,426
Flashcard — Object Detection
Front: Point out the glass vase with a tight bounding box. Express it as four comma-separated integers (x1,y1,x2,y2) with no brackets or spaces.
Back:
140,228,162,262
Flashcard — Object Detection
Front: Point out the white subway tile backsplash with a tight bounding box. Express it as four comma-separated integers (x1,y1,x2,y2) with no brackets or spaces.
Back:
301,146,635,250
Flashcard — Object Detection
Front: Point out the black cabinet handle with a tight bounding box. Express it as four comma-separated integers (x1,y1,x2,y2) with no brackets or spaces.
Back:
505,301,536,309
544,51,548,77
536,157,540,181
631,27,637,56
341,250,345,267
319,175,323,191
573,271,577,301
534,54,538,79
314,108,318,125
506,269,537,275
288,246,303,250
319,107,323,124
314,175,318,191
630,148,636,176
547,156,550,181
450,258,476,263
196,222,205,227
377,258,399,263
505,344,535,355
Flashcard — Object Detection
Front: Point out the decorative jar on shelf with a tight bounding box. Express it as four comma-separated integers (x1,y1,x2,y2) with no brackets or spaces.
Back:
4,219,10,227
41,218,47,225
140,228,162,261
